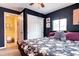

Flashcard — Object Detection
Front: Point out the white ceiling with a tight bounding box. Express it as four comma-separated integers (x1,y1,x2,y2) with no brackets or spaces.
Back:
0,3,75,14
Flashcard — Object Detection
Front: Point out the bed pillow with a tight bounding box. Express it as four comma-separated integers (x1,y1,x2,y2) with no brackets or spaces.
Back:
66,32,79,41
54,31,66,41
48,32,55,37
60,32,66,41
54,31,60,39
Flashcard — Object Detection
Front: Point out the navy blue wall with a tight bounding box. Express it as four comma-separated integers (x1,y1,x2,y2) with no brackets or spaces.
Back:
0,7,20,47
45,3,79,36
0,10,4,47
22,8,46,39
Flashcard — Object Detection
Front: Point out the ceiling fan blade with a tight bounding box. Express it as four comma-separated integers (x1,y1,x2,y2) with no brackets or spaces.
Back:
29,3,34,5
40,3,45,7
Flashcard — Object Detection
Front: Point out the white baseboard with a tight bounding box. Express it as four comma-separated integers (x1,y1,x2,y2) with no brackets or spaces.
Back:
0,47,6,49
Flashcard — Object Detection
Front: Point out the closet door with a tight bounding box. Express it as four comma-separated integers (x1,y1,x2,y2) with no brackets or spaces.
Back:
27,14,44,39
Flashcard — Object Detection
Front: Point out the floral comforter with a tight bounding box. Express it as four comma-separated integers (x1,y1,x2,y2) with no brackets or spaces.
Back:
20,37,79,56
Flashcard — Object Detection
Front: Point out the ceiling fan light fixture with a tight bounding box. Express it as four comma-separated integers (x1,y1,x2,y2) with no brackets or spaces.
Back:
29,3,45,8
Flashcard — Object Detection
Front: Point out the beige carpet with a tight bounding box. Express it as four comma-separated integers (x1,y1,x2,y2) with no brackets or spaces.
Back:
0,47,21,56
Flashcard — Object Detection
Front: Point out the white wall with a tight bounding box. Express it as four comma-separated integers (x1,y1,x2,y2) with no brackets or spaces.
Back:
27,14,44,39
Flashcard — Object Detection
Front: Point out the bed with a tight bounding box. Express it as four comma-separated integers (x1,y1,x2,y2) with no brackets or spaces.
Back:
18,37,79,56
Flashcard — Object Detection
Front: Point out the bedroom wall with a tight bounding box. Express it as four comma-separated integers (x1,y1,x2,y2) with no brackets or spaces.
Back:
0,7,20,47
45,3,79,36
22,8,46,39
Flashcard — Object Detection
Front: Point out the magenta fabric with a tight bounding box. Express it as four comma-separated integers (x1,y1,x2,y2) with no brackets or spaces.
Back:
48,32,79,41
48,32,55,37
66,32,79,41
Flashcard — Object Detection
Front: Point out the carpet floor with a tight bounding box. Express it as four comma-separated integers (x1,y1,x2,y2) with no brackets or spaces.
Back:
0,46,21,56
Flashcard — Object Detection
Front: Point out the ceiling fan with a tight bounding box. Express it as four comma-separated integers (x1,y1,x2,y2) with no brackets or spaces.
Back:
29,3,45,8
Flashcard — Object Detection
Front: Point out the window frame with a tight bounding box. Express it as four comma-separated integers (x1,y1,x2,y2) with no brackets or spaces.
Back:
52,18,67,31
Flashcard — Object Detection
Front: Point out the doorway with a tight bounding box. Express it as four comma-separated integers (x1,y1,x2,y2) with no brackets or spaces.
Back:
4,12,20,48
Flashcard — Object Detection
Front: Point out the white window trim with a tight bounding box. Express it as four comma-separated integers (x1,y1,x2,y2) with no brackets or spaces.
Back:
53,18,67,31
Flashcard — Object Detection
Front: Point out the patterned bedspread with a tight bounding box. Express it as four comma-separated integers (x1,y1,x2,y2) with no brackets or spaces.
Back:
20,37,79,56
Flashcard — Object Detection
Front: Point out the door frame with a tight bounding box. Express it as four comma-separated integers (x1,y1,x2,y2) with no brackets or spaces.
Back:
17,12,24,43
4,12,19,48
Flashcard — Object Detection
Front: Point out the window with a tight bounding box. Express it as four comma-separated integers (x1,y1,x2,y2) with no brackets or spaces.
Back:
53,18,67,31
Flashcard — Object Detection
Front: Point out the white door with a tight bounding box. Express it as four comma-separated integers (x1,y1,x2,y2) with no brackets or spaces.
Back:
17,13,24,43
27,14,44,39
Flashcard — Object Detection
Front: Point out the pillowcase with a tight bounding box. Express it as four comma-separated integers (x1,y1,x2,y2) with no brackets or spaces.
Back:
60,31,66,41
54,31,66,41
54,31,61,40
